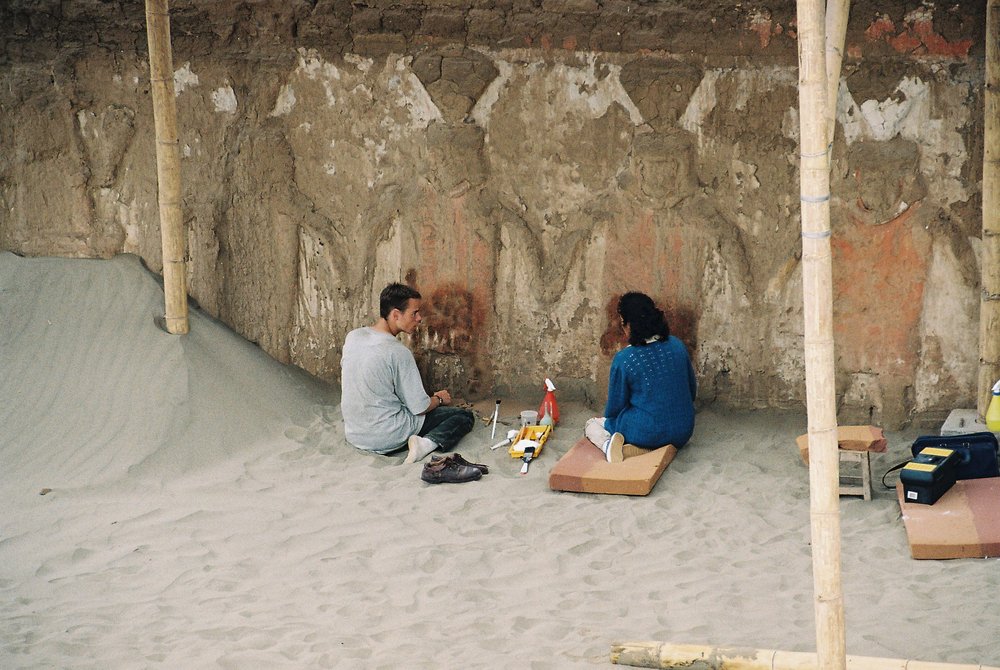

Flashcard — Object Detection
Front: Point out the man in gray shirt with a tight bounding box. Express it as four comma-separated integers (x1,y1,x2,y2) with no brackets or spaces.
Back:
341,283,475,463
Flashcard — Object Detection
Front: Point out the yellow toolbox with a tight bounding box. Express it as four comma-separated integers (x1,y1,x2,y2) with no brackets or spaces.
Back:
508,424,552,458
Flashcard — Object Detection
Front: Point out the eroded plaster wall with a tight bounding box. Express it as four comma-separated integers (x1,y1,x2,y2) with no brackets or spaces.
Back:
0,1,987,427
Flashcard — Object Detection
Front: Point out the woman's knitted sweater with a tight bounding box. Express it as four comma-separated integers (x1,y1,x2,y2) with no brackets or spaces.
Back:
603,335,696,448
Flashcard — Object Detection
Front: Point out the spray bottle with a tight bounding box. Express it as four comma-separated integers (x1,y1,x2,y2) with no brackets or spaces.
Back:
537,377,559,426
987,379,1000,433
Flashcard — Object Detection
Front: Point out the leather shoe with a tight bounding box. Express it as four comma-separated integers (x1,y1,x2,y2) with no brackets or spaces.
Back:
421,457,482,484
430,452,489,475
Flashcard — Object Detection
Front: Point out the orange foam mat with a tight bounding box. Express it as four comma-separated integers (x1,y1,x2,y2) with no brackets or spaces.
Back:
897,477,1000,559
548,437,677,496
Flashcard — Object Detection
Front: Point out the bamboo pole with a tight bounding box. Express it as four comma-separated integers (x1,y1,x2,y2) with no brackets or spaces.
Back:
610,642,999,670
796,1,845,669
145,0,189,335
824,0,851,145
980,0,1000,416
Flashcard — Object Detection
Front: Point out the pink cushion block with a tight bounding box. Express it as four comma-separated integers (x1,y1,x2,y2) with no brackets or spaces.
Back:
548,437,677,496
897,477,1000,559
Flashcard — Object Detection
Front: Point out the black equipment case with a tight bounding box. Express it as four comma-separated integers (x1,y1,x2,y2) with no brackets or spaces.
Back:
900,446,960,505
909,432,1000,480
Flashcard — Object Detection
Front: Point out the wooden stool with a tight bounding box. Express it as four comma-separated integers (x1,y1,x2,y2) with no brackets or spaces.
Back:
838,450,872,501
796,426,885,502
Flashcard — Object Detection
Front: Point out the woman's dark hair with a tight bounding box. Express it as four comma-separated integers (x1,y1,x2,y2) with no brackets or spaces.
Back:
380,282,421,318
618,292,669,346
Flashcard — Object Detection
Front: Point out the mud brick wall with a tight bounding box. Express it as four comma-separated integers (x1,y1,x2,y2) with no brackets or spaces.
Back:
0,1,988,427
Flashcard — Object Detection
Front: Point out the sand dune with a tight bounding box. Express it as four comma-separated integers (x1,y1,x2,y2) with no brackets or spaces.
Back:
1,253,998,669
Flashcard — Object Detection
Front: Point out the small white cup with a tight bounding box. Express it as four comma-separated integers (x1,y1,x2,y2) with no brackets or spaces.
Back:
520,410,539,426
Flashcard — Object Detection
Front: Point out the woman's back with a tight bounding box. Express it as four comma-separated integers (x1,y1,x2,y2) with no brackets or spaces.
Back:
605,335,696,448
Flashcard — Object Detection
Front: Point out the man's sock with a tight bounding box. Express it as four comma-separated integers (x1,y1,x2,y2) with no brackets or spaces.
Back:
404,435,438,463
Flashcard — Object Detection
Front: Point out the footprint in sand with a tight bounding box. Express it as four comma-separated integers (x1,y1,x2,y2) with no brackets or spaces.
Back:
284,426,309,442
284,417,333,452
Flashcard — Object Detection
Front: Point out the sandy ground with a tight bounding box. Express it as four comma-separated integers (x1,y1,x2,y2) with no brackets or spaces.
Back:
2,252,999,669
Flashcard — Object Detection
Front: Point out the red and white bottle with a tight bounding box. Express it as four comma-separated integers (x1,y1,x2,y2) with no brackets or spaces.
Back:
537,378,559,426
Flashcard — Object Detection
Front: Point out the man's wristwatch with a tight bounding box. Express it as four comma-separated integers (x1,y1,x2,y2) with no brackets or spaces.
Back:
434,393,445,406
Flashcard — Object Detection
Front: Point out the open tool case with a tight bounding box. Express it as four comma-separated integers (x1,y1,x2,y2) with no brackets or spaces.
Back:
508,424,552,458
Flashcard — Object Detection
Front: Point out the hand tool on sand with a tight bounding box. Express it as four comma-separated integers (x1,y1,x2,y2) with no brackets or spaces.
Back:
490,399,501,440
492,429,518,450
520,446,536,475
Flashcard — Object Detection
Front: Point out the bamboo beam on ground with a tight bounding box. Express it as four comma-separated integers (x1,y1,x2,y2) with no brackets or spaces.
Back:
980,0,1000,416
796,1,845,669
610,642,1000,670
145,0,189,335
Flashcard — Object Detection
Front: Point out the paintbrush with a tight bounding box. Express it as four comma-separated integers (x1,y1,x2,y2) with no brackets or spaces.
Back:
490,399,501,440
520,445,535,475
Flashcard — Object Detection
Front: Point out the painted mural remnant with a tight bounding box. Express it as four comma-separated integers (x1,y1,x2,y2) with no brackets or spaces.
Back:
832,207,931,425
0,1,989,428
746,8,792,50
417,283,489,398
599,293,697,360
862,8,974,59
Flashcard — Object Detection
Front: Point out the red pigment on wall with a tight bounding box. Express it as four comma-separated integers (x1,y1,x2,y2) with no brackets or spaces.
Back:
416,186,493,297
411,187,494,393
656,228,699,348
599,294,626,356
908,17,973,58
864,15,896,41
888,30,924,54
862,12,972,59
602,209,658,292
749,16,774,49
598,292,696,357
423,283,486,355
831,208,927,378
600,209,698,354
664,228,685,303
449,192,493,293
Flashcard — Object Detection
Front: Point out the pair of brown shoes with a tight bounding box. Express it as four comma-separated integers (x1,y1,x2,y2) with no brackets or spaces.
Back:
421,453,489,484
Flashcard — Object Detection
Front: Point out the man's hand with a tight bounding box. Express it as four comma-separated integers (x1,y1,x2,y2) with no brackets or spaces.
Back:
422,389,452,415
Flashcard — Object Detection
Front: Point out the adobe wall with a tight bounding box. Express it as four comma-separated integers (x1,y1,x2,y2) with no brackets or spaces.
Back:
0,1,987,427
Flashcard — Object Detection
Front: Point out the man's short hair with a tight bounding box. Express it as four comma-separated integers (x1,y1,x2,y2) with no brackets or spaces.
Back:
379,283,421,319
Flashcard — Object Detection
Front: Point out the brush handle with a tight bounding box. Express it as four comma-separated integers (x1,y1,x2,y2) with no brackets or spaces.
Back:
490,400,501,439
520,447,535,474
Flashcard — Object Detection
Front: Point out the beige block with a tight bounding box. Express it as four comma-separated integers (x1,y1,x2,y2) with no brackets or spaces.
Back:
796,425,887,465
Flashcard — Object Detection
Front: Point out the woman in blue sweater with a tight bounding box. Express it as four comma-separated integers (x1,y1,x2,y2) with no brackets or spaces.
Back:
585,292,697,462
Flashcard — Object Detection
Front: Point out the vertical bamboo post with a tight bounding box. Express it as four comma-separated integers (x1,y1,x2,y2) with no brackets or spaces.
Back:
824,0,851,145
980,0,1000,416
145,0,189,335
796,1,846,669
